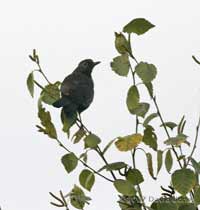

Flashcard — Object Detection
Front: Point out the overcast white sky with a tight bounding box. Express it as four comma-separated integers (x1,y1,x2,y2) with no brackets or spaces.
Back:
0,0,200,210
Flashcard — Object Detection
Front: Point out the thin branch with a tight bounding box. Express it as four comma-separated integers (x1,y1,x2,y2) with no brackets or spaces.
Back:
153,96,183,168
55,137,113,183
76,114,117,180
186,115,200,166
96,146,117,180
34,80,45,91
34,78,116,182
131,90,147,210
37,61,51,84
132,149,147,210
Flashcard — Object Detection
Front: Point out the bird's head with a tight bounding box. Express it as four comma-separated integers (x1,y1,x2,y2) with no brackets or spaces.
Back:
77,59,101,76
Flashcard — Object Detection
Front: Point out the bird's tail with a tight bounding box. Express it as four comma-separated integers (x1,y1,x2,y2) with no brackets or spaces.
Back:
62,106,77,119
53,96,77,118
52,96,71,108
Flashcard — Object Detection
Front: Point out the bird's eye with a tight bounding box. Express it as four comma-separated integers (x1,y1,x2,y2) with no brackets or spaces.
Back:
82,62,88,67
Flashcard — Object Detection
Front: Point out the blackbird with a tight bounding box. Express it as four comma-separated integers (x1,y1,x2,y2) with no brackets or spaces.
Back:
53,59,100,118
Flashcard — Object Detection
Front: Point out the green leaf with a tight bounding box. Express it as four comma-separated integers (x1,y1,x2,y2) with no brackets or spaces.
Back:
160,122,177,130
115,32,131,54
176,196,190,208
27,72,34,97
143,113,158,127
98,163,125,173
79,169,95,191
165,150,173,173
178,203,196,210
114,179,136,196
126,85,140,113
61,153,78,173
142,125,157,151
37,106,57,139
135,62,157,83
70,185,90,209
126,168,144,185
79,152,88,163
130,102,150,118
172,168,196,195
115,134,143,152
145,82,154,98
99,162,127,172
118,195,142,210
111,54,130,76
164,134,189,147
41,81,61,105
72,127,86,144
84,134,101,149
153,197,178,210
102,139,115,155
194,186,200,205
157,150,163,175
190,158,200,174
146,153,156,180
123,18,155,35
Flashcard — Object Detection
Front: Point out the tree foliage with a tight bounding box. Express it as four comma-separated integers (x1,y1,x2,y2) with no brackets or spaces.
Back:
27,18,200,210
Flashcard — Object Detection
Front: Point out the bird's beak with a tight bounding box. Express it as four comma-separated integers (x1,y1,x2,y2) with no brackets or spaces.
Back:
93,61,101,66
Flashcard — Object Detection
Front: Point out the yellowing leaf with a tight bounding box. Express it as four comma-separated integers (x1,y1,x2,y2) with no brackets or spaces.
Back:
115,134,143,152
164,134,189,147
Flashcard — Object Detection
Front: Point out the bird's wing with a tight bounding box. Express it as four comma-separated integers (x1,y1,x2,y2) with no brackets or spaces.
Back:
61,73,94,107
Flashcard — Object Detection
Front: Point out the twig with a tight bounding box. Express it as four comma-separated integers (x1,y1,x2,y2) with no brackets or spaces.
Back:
96,146,117,180
37,62,51,84
186,115,200,166
75,114,117,180
55,137,113,183
132,149,147,210
129,59,147,210
152,96,183,168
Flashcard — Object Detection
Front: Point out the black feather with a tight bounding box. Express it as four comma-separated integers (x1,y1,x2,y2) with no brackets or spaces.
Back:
53,59,100,117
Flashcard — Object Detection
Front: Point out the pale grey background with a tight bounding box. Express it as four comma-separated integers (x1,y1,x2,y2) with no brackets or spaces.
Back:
0,0,200,209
